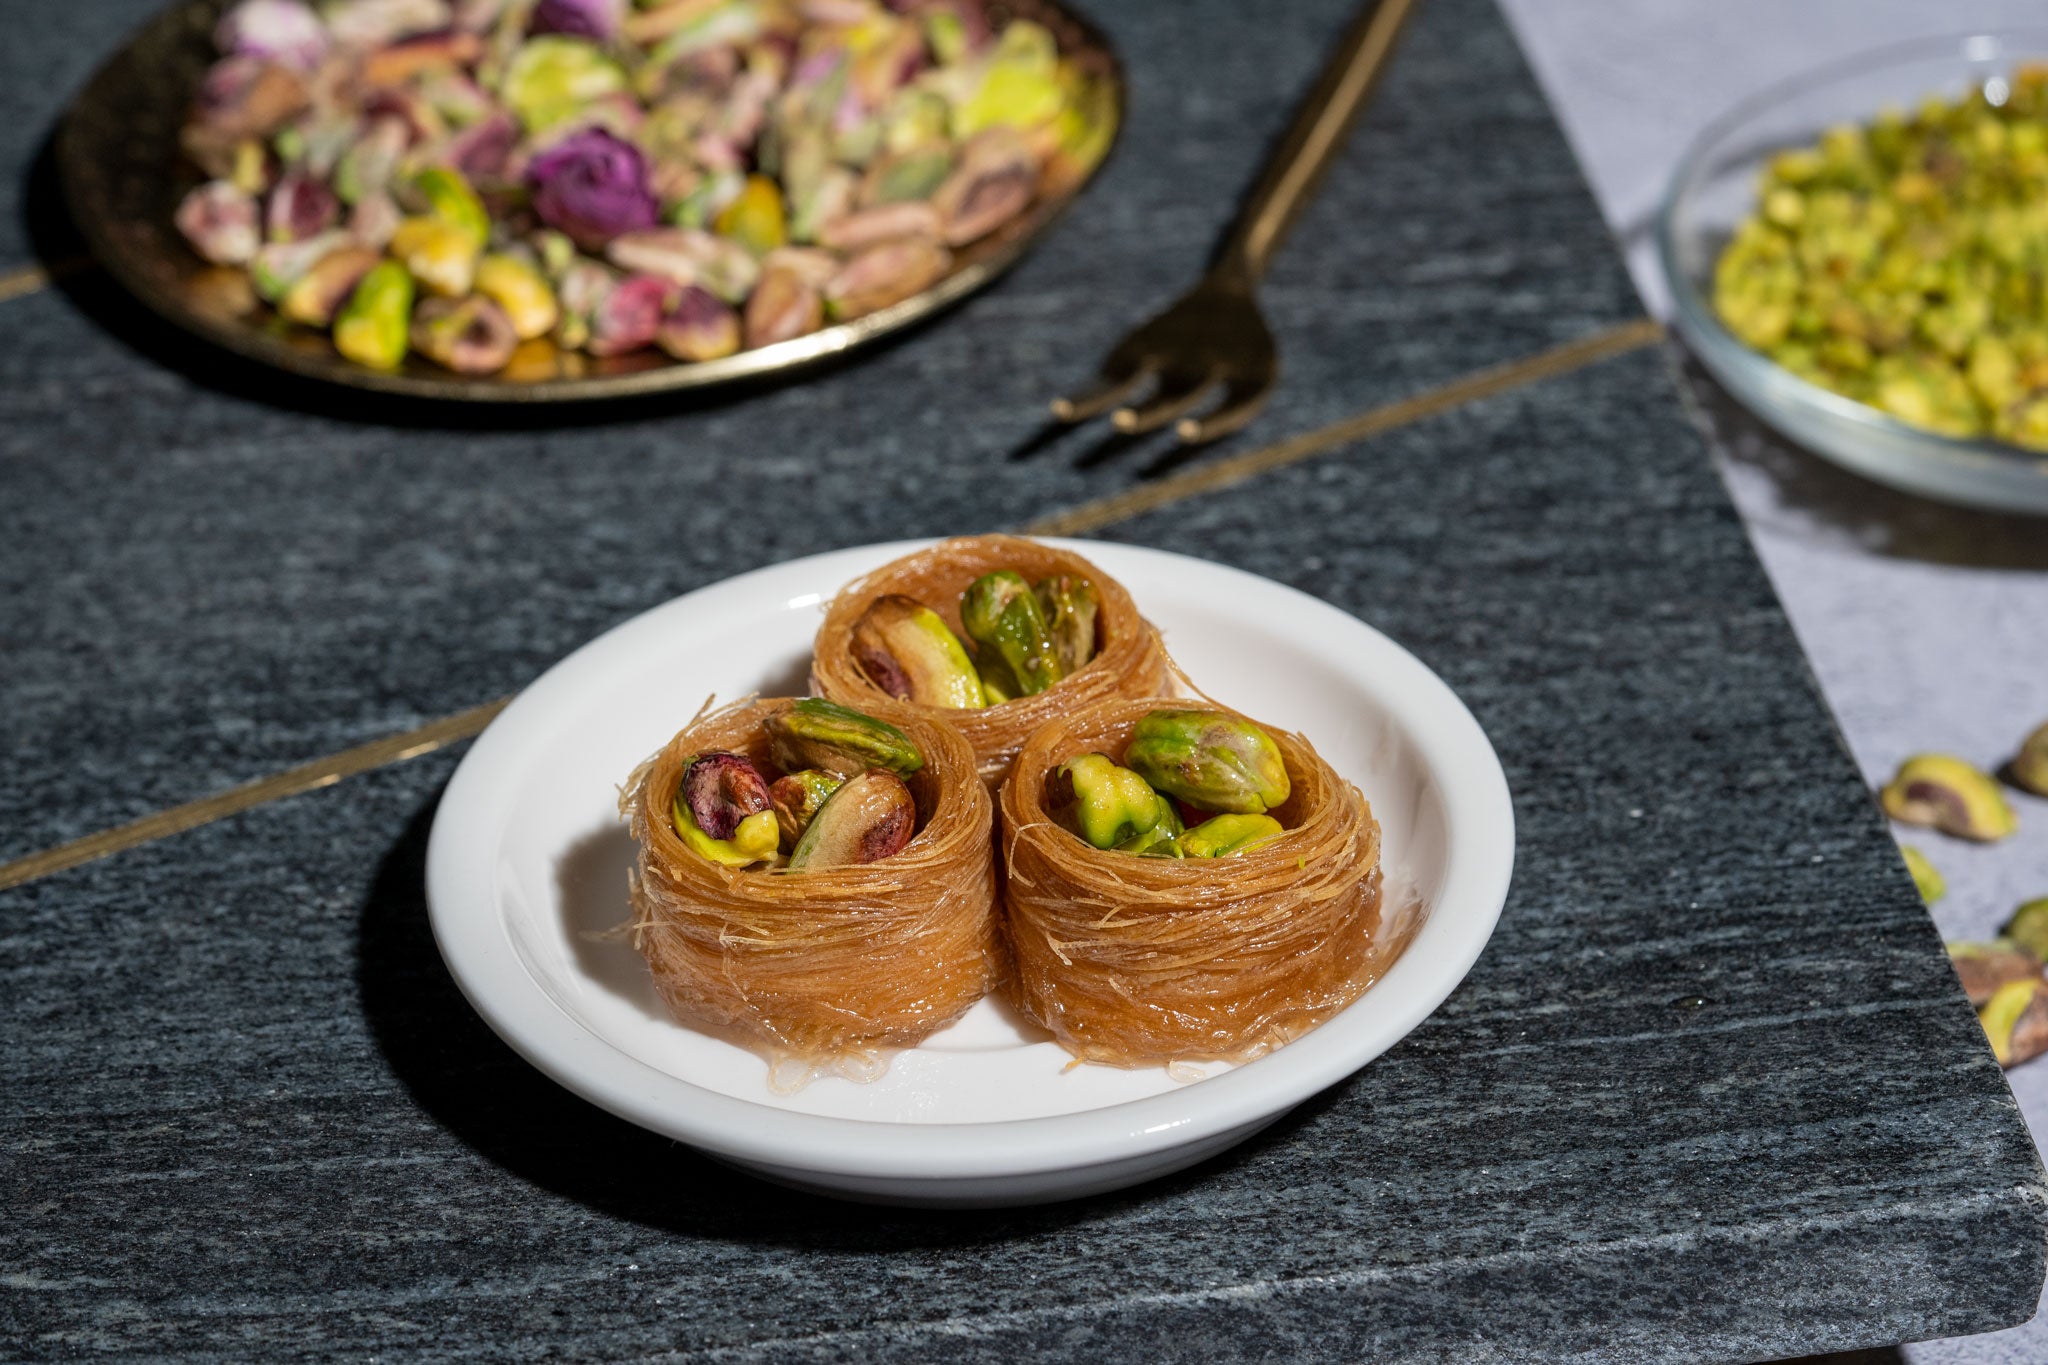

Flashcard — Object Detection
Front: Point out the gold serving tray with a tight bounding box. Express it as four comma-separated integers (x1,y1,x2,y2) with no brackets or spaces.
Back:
57,0,1122,402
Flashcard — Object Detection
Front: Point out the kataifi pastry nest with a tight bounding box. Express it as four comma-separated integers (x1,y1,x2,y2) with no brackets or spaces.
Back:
623,697,1000,1066
811,534,1172,789
999,697,1384,1067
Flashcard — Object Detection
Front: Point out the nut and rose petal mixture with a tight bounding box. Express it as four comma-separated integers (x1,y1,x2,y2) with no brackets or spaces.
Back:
176,0,1116,376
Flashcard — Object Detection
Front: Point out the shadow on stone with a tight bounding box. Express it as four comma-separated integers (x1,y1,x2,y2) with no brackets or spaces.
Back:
556,821,665,1024
355,788,1331,1246
1674,346,2048,572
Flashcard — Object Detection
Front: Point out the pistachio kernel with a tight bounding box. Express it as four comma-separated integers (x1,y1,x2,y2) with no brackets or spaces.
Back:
1879,754,2018,842
2011,721,2048,797
1050,753,1177,851
787,768,917,870
1900,845,1945,904
1980,977,2048,1068
764,698,925,779
768,769,843,852
849,596,985,710
1124,710,1291,816
1948,939,2044,1009
1178,813,1286,858
680,750,772,840
2005,898,2048,963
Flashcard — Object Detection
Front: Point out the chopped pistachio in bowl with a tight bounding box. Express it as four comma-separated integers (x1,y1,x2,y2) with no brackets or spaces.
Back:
1658,31,2048,513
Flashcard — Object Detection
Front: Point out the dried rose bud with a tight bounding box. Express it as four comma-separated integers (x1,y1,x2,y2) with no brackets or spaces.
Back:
586,273,676,355
531,0,625,42
410,294,520,374
175,180,261,265
681,751,773,839
656,285,741,361
526,127,659,250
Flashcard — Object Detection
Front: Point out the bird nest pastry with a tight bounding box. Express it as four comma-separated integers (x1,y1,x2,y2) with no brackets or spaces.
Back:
811,534,1172,788
623,696,1000,1071
999,697,1384,1066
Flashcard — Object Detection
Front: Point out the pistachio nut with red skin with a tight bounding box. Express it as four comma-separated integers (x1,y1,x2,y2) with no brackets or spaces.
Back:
1879,754,2017,842
1949,940,2046,1009
681,752,774,840
656,286,742,361
787,768,917,869
850,596,985,709
410,295,521,374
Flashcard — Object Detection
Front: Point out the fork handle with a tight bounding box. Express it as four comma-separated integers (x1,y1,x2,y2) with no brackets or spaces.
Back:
1213,0,1421,283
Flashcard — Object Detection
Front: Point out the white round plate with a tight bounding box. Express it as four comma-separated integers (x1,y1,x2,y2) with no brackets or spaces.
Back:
425,539,1514,1207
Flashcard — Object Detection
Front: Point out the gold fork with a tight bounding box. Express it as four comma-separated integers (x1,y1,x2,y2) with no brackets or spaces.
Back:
1048,0,1422,447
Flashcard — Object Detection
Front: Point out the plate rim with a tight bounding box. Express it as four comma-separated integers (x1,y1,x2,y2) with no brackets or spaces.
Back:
424,538,1516,1180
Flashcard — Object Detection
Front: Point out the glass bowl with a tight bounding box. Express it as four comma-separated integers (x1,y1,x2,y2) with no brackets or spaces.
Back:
1657,31,2048,514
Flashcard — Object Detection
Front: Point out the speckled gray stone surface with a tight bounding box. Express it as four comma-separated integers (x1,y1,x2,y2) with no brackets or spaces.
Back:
3,0,2043,1359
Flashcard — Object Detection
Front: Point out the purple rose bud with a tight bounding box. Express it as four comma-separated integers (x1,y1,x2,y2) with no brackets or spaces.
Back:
214,0,329,70
529,0,624,41
526,128,659,251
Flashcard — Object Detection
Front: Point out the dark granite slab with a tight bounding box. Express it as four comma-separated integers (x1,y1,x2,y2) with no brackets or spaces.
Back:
2,0,2042,1359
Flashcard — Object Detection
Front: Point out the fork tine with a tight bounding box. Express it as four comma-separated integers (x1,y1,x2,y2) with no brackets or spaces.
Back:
1172,377,1273,446
1112,372,1220,435
1050,364,1153,423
